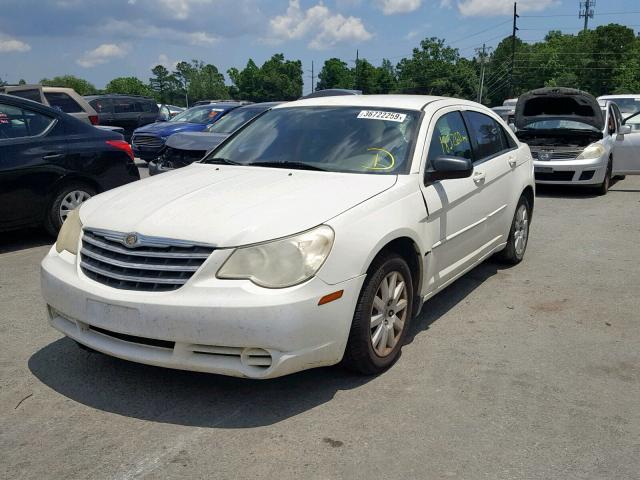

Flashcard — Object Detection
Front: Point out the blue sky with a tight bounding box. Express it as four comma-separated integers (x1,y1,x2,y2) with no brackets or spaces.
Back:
0,0,638,93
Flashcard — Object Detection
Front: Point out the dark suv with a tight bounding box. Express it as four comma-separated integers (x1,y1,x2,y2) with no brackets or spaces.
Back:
84,95,159,141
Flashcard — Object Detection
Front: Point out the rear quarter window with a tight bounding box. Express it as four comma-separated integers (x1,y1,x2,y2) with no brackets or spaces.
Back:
0,103,54,139
44,92,83,113
142,101,158,113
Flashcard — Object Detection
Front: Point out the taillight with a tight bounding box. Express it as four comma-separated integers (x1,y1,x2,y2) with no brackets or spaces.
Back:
106,140,134,162
89,114,99,125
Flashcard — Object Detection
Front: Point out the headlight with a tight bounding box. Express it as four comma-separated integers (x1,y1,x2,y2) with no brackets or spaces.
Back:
217,225,334,288
577,144,606,160
55,208,83,255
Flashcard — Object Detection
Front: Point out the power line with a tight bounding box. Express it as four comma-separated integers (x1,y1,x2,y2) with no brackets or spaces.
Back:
521,10,640,18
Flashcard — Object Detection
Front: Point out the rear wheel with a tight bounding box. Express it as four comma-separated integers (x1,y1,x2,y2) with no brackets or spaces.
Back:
342,253,413,375
44,182,96,236
496,195,531,265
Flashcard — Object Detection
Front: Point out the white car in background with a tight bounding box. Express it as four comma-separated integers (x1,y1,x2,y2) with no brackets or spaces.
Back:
515,87,639,194
598,94,640,178
41,95,535,379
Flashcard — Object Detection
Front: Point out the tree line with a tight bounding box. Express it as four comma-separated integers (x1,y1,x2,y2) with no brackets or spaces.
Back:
3,23,639,107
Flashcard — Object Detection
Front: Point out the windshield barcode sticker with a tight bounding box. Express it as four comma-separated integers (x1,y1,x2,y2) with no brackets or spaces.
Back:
357,110,406,122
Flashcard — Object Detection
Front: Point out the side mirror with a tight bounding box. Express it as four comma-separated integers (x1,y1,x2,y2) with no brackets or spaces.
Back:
425,156,474,183
619,124,632,135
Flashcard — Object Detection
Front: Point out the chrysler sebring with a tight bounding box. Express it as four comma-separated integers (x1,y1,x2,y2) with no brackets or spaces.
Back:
41,95,535,378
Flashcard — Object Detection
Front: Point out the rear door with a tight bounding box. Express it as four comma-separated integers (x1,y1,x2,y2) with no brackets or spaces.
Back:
612,102,640,175
462,109,519,246
112,97,141,137
420,108,487,289
0,102,65,229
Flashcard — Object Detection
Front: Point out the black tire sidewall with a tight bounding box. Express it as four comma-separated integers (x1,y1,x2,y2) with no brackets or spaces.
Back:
346,254,414,373
45,183,95,236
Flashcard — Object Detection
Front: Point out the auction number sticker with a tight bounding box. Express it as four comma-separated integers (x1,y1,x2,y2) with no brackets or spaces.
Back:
357,110,406,122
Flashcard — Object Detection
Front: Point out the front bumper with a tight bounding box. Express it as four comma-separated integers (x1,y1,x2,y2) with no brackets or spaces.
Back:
132,144,163,161
533,155,608,185
41,247,365,379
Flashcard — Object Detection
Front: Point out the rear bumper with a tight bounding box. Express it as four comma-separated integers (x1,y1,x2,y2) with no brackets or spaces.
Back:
533,156,608,185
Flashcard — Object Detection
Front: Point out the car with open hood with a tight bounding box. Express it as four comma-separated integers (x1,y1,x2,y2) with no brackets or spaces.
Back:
515,87,639,194
41,95,535,379
148,102,282,176
131,102,241,161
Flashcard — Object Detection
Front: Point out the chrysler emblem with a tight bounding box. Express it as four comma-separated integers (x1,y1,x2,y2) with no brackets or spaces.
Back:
124,233,138,247
538,151,551,162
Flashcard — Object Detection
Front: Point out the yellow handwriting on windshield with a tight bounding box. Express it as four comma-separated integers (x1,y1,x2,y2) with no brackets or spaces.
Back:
364,147,395,170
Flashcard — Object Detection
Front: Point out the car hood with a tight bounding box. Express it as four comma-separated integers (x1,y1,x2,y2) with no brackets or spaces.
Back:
133,121,207,137
515,87,604,130
79,164,397,247
165,131,229,151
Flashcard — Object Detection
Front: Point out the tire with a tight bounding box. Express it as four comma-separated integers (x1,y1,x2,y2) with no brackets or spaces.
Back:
596,161,612,196
342,252,413,375
495,195,531,265
44,182,96,236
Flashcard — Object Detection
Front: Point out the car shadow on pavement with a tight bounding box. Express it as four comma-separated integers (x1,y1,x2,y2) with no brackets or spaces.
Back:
0,228,52,254
28,260,503,429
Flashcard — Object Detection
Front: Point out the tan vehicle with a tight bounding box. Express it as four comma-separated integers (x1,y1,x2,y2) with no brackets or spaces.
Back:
0,85,98,125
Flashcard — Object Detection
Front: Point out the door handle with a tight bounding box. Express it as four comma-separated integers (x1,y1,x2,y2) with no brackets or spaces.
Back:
473,171,486,184
43,153,64,161
508,156,517,167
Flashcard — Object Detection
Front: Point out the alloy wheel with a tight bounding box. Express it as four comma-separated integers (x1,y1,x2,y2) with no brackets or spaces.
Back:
370,271,408,357
513,204,529,257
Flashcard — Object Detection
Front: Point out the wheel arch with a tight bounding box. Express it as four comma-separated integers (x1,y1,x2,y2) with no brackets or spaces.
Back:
521,185,535,218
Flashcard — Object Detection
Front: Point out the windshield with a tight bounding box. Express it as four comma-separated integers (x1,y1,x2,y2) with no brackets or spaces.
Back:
203,106,420,174
206,108,265,134
171,105,225,124
523,120,599,131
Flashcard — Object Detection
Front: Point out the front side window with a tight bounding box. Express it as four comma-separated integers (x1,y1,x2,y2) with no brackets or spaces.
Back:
0,103,54,139
204,106,420,174
44,92,83,113
427,111,472,163
463,111,508,162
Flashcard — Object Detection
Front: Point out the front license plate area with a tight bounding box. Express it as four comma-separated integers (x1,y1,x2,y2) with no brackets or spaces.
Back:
86,299,140,329
535,166,554,174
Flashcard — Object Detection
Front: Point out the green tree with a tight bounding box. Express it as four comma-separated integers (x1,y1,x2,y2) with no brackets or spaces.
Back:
105,77,153,96
0,77,6,87
316,58,353,90
149,65,176,103
18,79,26,85
40,75,97,95
229,54,302,101
373,59,398,94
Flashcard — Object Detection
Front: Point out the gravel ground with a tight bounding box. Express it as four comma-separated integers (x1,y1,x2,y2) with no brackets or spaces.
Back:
1,174,639,480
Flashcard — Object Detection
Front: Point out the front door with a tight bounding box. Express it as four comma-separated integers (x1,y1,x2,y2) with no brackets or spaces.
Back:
612,104,640,175
420,108,487,292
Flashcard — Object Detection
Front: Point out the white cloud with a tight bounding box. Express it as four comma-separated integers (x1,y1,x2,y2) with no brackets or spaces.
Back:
440,0,453,8
0,33,31,53
268,0,372,50
457,0,558,16
77,43,128,68
375,0,422,15
96,19,219,46
157,0,213,20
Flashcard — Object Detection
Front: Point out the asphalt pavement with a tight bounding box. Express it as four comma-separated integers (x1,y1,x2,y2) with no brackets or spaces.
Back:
1,174,639,480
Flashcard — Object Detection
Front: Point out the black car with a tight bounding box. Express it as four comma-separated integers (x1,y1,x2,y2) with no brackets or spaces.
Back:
148,102,281,175
0,94,140,235
84,94,159,142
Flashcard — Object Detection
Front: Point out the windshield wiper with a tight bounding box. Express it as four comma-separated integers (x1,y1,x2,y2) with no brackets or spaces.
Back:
248,161,327,172
204,157,243,166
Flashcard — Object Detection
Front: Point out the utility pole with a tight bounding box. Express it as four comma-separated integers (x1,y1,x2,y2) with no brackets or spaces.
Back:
476,43,491,103
311,61,315,94
579,0,595,32
355,49,359,90
510,2,519,98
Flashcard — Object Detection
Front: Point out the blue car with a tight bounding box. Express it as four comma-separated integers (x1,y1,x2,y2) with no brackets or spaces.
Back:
131,103,241,161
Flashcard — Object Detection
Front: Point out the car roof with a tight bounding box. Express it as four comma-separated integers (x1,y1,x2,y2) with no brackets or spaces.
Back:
274,94,450,111
238,101,283,110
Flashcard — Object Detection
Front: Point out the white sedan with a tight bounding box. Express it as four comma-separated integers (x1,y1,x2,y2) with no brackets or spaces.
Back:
41,95,535,378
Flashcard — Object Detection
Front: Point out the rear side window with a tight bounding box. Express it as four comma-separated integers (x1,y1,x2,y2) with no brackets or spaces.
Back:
44,92,83,113
141,101,158,113
427,111,472,163
113,98,140,114
89,98,113,113
0,103,54,139
463,111,509,162
7,89,42,103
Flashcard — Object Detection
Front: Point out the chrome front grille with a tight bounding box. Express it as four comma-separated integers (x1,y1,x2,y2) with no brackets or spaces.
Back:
132,134,163,149
80,229,214,291
530,148,584,161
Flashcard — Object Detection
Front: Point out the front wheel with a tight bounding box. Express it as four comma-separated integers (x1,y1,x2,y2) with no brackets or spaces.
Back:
596,161,612,196
496,195,531,265
44,183,96,236
342,253,413,375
